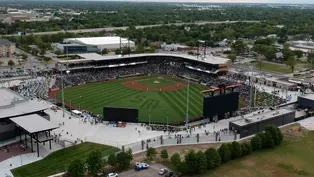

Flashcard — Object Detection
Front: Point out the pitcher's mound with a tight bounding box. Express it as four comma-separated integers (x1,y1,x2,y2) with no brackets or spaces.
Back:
154,80,160,84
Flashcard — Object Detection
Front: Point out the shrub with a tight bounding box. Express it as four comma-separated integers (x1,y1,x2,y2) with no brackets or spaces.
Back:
218,143,231,163
232,141,242,158
184,150,198,173
241,142,252,156
160,149,169,160
67,159,85,177
108,154,117,167
195,151,207,173
264,131,275,148
265,125,284,146
116,152,131,170
227,143,234,159
205,148,221,170
171,153,181,167
146,147,157,161
251,134,262,151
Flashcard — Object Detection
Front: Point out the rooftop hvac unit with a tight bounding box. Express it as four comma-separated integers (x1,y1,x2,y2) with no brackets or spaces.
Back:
245,118,253,122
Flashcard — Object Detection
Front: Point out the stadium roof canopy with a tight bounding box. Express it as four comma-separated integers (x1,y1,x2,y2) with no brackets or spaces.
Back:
10,114,59,133
0,88,50,119
64,36,132,45
58,53,230,65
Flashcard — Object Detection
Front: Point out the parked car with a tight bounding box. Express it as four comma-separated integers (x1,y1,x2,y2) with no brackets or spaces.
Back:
135,162,149,171
165,171,174,177
107,173,118,177
158,168,168,175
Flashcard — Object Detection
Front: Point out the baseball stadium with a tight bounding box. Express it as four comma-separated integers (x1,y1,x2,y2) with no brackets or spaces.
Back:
47,53,267,125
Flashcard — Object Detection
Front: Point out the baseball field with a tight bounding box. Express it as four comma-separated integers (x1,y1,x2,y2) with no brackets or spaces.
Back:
53,76,246,124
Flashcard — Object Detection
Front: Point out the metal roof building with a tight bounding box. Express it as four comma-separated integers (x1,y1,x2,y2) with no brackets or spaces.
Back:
63,36,135,51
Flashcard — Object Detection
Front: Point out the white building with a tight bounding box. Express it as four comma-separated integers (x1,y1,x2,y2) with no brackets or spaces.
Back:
63,37,135,51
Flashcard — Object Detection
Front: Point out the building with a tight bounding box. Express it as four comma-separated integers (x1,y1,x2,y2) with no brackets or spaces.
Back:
0,39,16,57
229,108,295,138
63,36,135,51
298,94,314,109
0,88,58,157
56,43,98,54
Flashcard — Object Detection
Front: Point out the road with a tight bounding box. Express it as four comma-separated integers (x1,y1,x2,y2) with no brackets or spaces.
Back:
2,20,259,36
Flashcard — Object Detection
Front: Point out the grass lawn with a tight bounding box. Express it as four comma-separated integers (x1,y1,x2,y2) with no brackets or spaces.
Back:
11,142,120,177
196,131,314,177
56,76,248,124
255,62,292,74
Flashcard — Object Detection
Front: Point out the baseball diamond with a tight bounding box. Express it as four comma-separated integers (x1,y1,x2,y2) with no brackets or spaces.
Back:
53,76,247,124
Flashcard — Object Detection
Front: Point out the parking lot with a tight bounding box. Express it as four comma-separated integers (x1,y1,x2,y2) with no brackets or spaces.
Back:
118,164,168,177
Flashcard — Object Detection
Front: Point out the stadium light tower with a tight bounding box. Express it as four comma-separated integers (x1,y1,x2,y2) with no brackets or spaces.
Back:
61,49,70,117
185,78,190,129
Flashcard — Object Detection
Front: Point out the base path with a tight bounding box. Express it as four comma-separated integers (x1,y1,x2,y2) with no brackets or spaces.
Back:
123,81,186,92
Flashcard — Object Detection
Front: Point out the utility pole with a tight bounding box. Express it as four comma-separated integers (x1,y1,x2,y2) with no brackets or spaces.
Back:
167,111,169,132
149,107,151,126
185,78,190,129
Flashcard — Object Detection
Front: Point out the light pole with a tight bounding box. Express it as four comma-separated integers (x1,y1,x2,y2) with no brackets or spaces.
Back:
166,111,169,132
149,107,151,126
185,78,190,129
61,63,70,118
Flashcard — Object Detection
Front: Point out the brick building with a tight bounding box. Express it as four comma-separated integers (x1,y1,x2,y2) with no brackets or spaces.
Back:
0,39,16,57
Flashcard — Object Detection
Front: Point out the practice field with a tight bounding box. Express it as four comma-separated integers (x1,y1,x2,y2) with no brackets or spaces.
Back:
11,142,119,177
55,76,247,124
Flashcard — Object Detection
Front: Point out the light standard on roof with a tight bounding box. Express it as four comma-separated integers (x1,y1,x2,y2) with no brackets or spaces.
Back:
61,63,70,118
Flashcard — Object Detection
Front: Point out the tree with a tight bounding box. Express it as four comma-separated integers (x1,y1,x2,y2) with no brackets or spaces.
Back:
101,48,108,55
146,147,157,161
241,142,252,156
160,149,168,160
40,48,46,55
184,150,198,174
308,52,314,69
265,125,284,146
204,148,221,170
218,143,231,163
283,50,295,61
43,56,52,63
257,55,265,70
294,50,303,58
22,54,28,60
126,148,133,160
264,131,275,148
54,50,63,55
232,40,245,55
115,48,122,55
170,153,181,167
8,60,15,68
116,152,131,170
195,151,207,173
86,150,104,176
67,159,85,177
227,143,234,159
228,53,237,63
0,61,3,66
108,154,117,167
31,48,39,56
250,135,262,151
232,141,242,158
285,56,297,72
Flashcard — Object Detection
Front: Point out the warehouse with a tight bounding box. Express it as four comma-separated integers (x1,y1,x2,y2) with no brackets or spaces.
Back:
63,36,135,51
229,108,295,138
298,94,314,109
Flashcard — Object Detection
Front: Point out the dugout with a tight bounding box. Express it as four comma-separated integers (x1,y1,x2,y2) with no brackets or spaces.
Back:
229,108,295,138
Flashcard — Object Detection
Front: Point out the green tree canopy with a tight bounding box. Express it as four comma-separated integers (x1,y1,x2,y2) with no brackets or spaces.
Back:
116,152,131,170
146,147,157,161
107,154,117,167
86,150,104,176
232,141,242,159
67,159,85,177
171,153,181,167
218,143,231,163
160,149,168,160
205,148,221,170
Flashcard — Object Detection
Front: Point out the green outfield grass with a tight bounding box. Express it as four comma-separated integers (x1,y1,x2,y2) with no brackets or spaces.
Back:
56,76,247,124
11,142,120,177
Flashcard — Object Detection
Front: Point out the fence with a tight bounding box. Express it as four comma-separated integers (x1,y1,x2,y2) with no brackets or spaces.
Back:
123,130,240,153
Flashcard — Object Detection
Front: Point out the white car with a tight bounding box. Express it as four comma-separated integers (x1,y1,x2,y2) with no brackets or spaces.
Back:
158,168,168,175
107,173,118,177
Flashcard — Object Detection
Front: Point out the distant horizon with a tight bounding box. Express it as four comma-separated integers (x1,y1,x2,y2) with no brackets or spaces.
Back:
1,0,314,4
